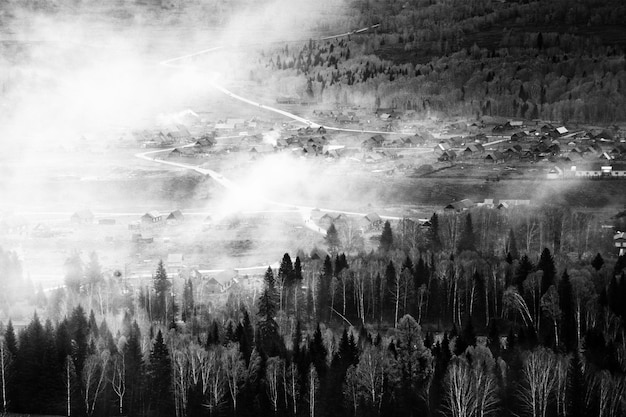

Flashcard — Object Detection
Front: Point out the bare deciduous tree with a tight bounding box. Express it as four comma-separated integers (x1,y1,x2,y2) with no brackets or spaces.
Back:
222,343,245,415
519,348,557,417
82,350,110,417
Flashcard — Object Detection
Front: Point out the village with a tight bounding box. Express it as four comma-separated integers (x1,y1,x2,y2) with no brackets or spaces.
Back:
2,100,626,324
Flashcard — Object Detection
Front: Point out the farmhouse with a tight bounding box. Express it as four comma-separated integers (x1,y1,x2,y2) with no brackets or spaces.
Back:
310,247,330,260
362,135,386,150
571,163,623,177
319,213,347,229
444,199,474,212
484,151,505,163
463,144,485,157
438,150,457,162
141,211,162,224
71,209,94,224
195,269,237,293
362,212,383,230
167,210,184,225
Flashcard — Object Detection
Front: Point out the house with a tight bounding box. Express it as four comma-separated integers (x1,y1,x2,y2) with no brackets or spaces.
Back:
615,232,626,256
504,144,523,157
362,213,383,230
141,211,162,224
444,199,474,212
71,209,94,224
484,151,505,163
556,126,569,136
249,144,275,154
434,142,452,155
168,147,198,158
404,136,423,147
510,131,528,141
195,136,217,148
167,210,184,225
438,150,457,162
196,269,237,293
319,213,347,229
547,166,564,179
571,163,611,177
310,247,330,260
463,143,485,157
362,135,386,150
166,129,191,143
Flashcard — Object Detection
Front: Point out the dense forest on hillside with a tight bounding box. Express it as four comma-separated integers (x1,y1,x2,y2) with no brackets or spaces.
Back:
254,0,626,122
2,206,626,417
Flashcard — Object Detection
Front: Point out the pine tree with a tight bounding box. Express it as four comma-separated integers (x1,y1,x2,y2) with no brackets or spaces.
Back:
429,213,441,252
515,254,534,290
591,253,604,271
279,253,294,286
309,324,328,378
507,228,519,260
4,321,17,358
567,353,586,417
384,261,398,324
558,270,577,352
380,221,394,252
153,260,171,323
125,321,144,417
326,224,341,254
240,310,254,365
87,310,99,339
147,330,174,417
68,305,89,378
538,248,556,296
457,213,476,252
317,256,333,322
182,279,194,322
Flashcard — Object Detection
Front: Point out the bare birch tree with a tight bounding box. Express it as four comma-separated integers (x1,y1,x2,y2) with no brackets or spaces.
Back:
110,352,126,416
222,343,245,416
519,348,557,417
266,356,284,415
82,350,110,417
202,349,225,415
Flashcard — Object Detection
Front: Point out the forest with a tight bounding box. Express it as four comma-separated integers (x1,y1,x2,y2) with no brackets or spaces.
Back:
252,0,626,122
1,205,626,417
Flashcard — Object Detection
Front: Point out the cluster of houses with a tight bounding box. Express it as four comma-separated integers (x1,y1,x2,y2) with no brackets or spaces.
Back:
316,211,384,231
444,198,532,212
547,163,626,179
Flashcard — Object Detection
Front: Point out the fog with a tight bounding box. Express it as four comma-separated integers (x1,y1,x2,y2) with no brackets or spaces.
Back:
0,0,361,291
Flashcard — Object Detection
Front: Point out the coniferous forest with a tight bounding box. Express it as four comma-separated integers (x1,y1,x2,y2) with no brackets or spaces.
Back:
1,210,626,417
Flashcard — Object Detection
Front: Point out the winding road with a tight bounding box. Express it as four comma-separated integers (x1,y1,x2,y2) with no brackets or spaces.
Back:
137,24,405,239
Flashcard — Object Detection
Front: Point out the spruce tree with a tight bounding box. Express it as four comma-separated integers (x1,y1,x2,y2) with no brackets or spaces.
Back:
153,260,171,323
148,330,174,417
309,324,328,378
568,353,587,417
380,221,394,252
326,224,341,254
538,248,556,295
457,213,476,252
429,212,441,252
507,228,519,260
591,253,604,271
515,254,534,291
558,270,577,352
316,256,333,322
